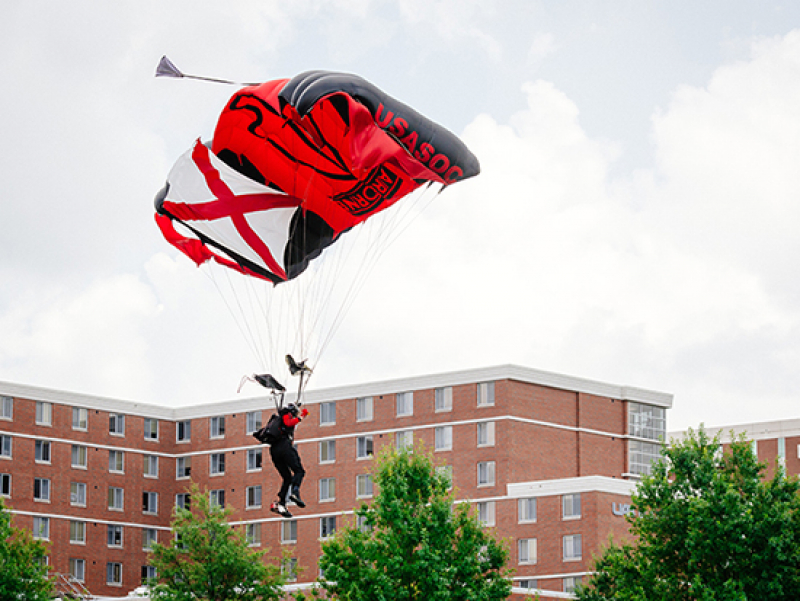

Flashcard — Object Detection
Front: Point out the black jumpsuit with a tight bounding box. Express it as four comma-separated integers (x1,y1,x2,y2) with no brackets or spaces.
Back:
269,409,305,506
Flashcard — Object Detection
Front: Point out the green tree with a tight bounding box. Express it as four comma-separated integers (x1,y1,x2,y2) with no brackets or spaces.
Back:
576,428,800,601
318,445,512,600
0,498,54,601
149,482,287,601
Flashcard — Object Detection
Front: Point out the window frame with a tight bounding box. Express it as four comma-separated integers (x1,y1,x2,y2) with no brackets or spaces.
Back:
72,407,88,431
210,416,226,439
477,461,496,487
477,381,495,407
319,477,336,502
356,397,373,422
35,401,53,426
435,425,453,451
109,413,125,436
70,482,87,507
34,477,51,502
434,386,453,412
518,537,537,565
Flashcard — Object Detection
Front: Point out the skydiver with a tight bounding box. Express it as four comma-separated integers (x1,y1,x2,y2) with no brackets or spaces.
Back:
269,402,308,518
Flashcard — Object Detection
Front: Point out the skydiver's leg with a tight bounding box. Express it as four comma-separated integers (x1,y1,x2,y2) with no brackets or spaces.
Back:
287,446,306,507
269,444,294,507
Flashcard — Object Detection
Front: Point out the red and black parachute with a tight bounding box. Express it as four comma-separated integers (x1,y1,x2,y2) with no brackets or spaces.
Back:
155,70,479,284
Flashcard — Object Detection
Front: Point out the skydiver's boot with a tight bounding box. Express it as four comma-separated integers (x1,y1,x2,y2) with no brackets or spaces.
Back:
270,502,292,518
289,487,305,508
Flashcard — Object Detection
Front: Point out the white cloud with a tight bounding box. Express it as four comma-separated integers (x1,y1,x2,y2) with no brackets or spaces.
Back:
0,275,159,401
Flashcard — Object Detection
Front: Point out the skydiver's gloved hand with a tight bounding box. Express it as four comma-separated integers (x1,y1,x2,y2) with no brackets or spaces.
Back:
300,408,309,418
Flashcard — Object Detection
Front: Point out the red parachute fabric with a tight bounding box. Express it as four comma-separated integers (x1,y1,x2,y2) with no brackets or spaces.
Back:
156,71,479,284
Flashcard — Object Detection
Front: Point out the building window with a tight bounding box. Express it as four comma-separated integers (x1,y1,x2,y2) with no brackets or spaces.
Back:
33,516,49,539
0,473,10,497
563,534,582,561
435,386,453,412
144,418,159,440
319,478,336,502
563,493,581,519
108,486,124,511
34,478,50,502
518,579,538,590
477,421,495,447
628,402,666,440
396,430,413,451
144,455,158,478
282,557,298,582
564,576,582,593
357,474,373,498
72,407,88,430
70,520,86,544
518,497,537,523
176,456,191,479
247,448,262,471
518,538,537,564
109,450,125,473
0,396,12,420
436,465,453,489
281,519,297,544
320,402,336,425
176,420,191,442
141,565,157,583
142,528,157,550
320,516,337,539
210,453,226,476
629,439,663,476
319,440,336,464
142,491,158,514
106,562,123,586
34,440,51,463
477,461,495,487
0,435,11,458
69,558,86,582
71,445,87,468
70,482,87,507
435,426,453,451
396,391,414,416
210,489,225,508
35,401,52,426
33,402,54,428
356,397,373,422
477,382,495,407
246,485,262,509
176,493,191,510
246,523,261,546
246,411,262,434
478,501,495,526
357,435,374,459
109,413,125,436
210,416,226,439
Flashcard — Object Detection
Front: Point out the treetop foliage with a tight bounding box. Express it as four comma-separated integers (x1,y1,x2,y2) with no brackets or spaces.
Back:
317,445,512,601
577,427,800,601
0,498,54,601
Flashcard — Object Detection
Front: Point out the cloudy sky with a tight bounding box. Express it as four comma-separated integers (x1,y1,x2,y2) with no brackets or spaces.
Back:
1,1,799,432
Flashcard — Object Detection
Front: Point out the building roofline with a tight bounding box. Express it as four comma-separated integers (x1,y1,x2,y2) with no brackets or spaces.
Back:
507,475,638,498
0,363,672,420
669,416,800,442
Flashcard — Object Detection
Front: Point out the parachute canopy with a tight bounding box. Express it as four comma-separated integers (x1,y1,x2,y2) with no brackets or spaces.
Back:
155,70,480,284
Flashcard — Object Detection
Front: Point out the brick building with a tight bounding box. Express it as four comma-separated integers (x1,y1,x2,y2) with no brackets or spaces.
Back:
670,417,800,481
0,364,672,599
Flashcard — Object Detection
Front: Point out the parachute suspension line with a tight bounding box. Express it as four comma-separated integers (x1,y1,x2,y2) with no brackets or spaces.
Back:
203,266,267,368
312,181,445,364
